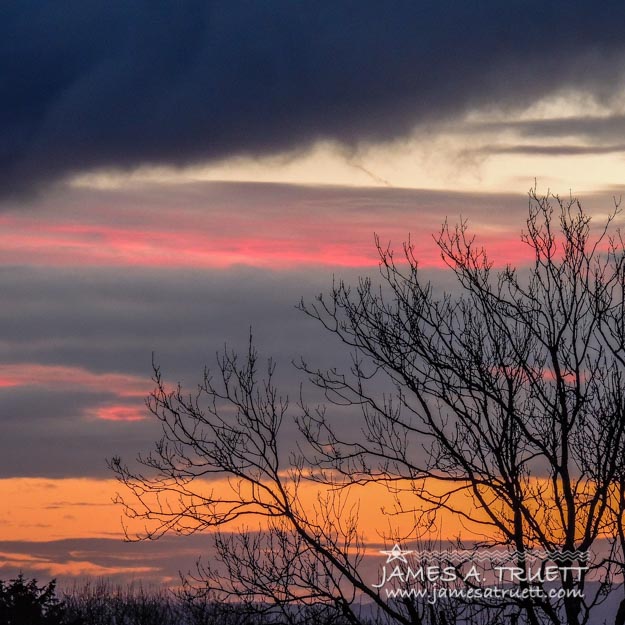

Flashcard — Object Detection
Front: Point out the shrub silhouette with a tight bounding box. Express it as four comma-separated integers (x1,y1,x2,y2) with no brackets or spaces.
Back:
0,574,66,625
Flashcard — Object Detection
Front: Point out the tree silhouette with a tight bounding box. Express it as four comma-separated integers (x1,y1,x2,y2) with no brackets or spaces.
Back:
111,190,625,625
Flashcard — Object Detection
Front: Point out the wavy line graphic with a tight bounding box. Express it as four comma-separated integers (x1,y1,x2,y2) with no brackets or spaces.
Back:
401,549,589,564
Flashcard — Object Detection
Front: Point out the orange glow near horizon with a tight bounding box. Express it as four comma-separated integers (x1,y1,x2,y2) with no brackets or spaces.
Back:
1,474,617,581
3,472,605,546
0,479,124,542
0,474,486,581
0,476,485,543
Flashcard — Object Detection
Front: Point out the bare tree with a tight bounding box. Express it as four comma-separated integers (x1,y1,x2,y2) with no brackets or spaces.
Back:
111,190,625,625
110,345,440,625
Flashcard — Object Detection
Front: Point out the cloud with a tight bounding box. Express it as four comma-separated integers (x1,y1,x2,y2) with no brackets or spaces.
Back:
465,115,625,143
4,2,625,196
468,143,625,157
0,264,348,477
0,181,534,268
0,182,620,478
0,363,149,396
0,535,205,584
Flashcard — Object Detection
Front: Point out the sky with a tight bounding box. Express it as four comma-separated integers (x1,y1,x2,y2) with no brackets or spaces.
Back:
3,1,625,587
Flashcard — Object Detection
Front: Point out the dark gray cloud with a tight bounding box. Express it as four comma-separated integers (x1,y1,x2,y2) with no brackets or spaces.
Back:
0,534,621,623
0,266,335,477
470,143,625,156
0,535,209,585
0,260,381,477
465,115,625,143
0,388,110,422
0,264,340,377
3,2,625,196
0,262,452,478
0,533,382,589
0,418,157,479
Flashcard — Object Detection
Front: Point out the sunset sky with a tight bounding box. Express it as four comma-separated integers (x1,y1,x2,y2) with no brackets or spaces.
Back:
3,2,625,586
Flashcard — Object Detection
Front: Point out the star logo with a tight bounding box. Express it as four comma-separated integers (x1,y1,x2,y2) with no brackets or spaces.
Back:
380,543,413,564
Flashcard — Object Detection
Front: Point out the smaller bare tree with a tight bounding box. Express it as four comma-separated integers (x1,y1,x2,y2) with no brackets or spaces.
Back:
110,344,448,625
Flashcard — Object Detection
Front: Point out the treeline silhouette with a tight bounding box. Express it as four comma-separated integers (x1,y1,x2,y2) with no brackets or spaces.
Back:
0,575,363,625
